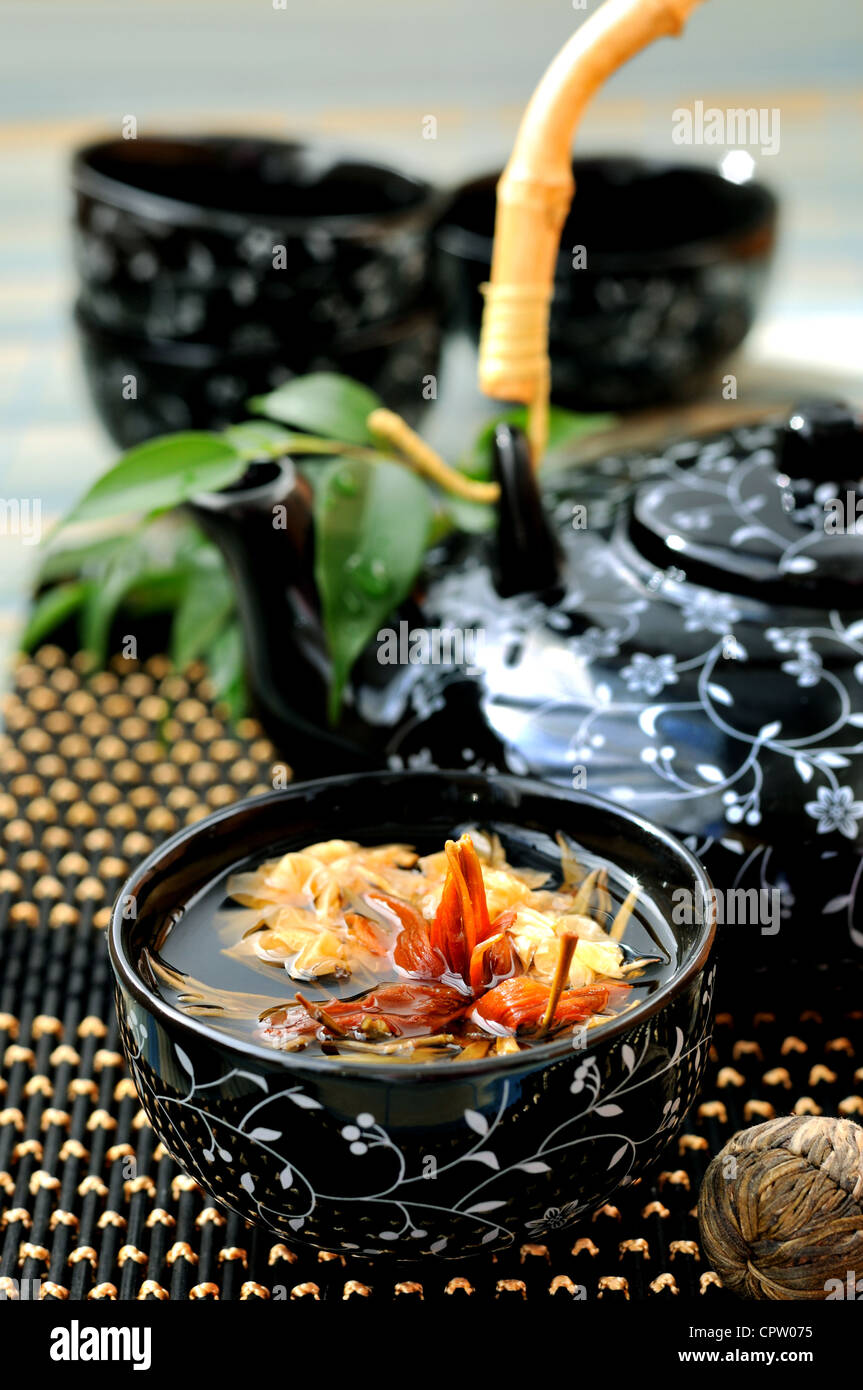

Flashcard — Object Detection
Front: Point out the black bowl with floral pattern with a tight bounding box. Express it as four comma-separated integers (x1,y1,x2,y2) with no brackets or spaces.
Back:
75,301,441,447
109,771,715,1259
72,136,442,344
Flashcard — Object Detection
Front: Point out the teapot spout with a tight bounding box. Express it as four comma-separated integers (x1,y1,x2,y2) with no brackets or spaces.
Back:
187,458,343,761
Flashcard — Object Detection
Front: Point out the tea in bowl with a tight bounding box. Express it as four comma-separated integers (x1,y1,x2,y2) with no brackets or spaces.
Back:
109,770,716,1258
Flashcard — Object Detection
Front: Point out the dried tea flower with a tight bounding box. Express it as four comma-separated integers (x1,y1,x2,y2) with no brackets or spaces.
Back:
698,1115,863,1299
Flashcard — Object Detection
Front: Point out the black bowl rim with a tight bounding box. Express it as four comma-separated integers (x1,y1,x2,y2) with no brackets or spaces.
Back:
109,770,716,1083
436,155,778,273
72,135,443,239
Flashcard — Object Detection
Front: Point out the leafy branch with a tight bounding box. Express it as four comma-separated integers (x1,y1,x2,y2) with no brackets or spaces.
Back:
25,373,611,722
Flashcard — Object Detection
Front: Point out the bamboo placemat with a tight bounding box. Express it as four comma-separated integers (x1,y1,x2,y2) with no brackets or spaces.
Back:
0,644,861,1302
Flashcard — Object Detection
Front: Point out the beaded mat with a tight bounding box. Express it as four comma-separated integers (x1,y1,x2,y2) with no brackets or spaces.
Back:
0,645,861,1304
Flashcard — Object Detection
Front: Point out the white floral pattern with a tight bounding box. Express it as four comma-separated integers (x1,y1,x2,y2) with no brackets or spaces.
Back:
116,962,714,1258
621,652,679,697
805,785,863,840
679,590,742,635
781,644,823,687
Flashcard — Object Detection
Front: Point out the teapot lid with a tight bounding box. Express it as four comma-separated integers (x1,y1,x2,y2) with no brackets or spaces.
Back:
628,400,863,605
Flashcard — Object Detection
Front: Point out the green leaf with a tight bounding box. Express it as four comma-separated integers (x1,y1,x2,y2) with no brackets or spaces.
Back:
122,570,191,615
171,560,236,670
38,530,128,584
444,496,496,535
83,556,186,661
79,553,146,662
222,420,295,459
543,405,616,453
20,581,90,651
38,513,206,587
463,405,616,478
204,620,247,721
76,527,197,660
314,455,432,722
249,373,382,446
66,433,247,526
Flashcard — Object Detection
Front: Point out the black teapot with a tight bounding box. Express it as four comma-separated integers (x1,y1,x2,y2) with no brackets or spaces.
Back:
192,398,863,968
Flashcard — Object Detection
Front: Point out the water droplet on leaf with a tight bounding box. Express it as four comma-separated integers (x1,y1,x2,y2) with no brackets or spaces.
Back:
333,467,358,496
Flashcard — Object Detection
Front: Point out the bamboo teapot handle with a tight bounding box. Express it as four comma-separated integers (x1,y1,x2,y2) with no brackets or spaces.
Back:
478,0,706,463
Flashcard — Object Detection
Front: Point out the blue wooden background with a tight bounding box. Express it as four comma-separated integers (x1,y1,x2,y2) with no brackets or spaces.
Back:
1,0,861,655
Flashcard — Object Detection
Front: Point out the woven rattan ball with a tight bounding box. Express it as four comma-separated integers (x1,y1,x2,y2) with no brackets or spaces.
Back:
698,1115,863,1299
